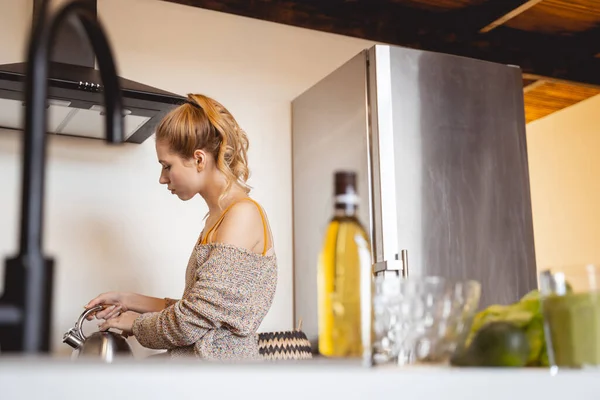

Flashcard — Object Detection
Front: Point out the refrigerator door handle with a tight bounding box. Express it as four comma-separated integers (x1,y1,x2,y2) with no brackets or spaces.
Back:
373,259,403,276
401,249,409,278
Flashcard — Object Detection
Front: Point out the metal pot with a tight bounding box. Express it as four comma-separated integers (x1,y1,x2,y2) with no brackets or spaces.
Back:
62,305,133,362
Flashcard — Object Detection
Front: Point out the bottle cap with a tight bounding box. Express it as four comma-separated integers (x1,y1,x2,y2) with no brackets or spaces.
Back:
334,171,357,196
334,171,359,206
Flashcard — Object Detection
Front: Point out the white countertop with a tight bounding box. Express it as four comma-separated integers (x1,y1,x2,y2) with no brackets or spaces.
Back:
1,356,599,400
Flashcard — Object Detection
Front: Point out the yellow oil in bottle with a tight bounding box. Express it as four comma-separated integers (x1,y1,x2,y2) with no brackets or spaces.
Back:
317,171,371,358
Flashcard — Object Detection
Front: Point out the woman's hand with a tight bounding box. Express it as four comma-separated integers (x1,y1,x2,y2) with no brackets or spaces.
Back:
84,291,129,321
85,292,169,320
98,311,140,336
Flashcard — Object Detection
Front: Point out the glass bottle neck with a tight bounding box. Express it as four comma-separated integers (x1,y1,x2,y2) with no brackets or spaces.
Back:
334,203,358,217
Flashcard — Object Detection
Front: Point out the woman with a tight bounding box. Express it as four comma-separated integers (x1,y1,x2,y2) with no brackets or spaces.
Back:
84,94,278,361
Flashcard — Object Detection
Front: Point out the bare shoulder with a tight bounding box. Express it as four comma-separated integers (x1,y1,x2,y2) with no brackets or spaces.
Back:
214,199,265,252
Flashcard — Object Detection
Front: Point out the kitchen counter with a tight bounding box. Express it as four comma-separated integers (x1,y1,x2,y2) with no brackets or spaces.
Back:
1,356,599,400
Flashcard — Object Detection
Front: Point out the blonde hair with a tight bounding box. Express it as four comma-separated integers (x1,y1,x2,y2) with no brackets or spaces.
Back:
156,94,251,205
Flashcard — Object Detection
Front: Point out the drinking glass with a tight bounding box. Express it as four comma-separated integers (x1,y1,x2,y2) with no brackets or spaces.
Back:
539,264,600,369
372,275,481,366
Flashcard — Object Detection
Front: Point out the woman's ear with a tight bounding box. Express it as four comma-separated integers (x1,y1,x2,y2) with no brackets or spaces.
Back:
193,149,206,172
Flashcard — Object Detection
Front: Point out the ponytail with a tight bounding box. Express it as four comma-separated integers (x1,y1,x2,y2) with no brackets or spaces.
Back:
155,93,251,207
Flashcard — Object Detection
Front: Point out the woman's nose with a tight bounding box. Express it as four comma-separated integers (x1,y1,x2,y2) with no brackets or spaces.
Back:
159,173,169,185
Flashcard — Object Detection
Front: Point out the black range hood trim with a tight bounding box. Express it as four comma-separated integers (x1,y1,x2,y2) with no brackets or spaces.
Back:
0,61,185,144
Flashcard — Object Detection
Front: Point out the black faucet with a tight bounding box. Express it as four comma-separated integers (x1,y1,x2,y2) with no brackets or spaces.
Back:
0,0,124,353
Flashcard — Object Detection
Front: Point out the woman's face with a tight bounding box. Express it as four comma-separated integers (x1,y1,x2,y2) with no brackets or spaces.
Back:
155,140,203,201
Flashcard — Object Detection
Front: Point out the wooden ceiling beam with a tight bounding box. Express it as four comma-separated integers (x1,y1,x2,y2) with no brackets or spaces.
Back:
161,0,439,41
161,0,600,86
435,25,600,86
569,25,600,59
513,24,600,82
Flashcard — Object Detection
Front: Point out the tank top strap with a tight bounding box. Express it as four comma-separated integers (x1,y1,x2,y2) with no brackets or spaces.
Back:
200,198,246,245
244,198,269,256
200,198,269,255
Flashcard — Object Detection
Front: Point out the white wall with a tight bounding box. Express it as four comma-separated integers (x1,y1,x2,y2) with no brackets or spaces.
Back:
526,93,600,285
0,0,373,356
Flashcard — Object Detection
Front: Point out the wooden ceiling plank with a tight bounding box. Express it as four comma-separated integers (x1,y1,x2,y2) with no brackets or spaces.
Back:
479,0,545,33
522,73,600,91
505,0,600,34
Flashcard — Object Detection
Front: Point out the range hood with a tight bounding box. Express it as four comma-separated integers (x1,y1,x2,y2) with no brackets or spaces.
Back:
0,0,186,144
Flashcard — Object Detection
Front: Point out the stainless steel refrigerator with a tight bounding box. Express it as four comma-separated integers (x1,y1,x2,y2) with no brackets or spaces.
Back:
291,44,538,350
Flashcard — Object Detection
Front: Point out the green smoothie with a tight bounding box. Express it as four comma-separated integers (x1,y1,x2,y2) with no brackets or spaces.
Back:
542,291,600,367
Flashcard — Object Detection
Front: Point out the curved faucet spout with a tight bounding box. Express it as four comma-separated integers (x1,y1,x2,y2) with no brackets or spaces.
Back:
0,0,124,353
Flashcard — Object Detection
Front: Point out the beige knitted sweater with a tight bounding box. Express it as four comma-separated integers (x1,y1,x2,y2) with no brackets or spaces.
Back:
132,242,277,361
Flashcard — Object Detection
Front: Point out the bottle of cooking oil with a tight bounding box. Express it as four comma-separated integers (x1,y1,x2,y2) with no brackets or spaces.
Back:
317,171,372,358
